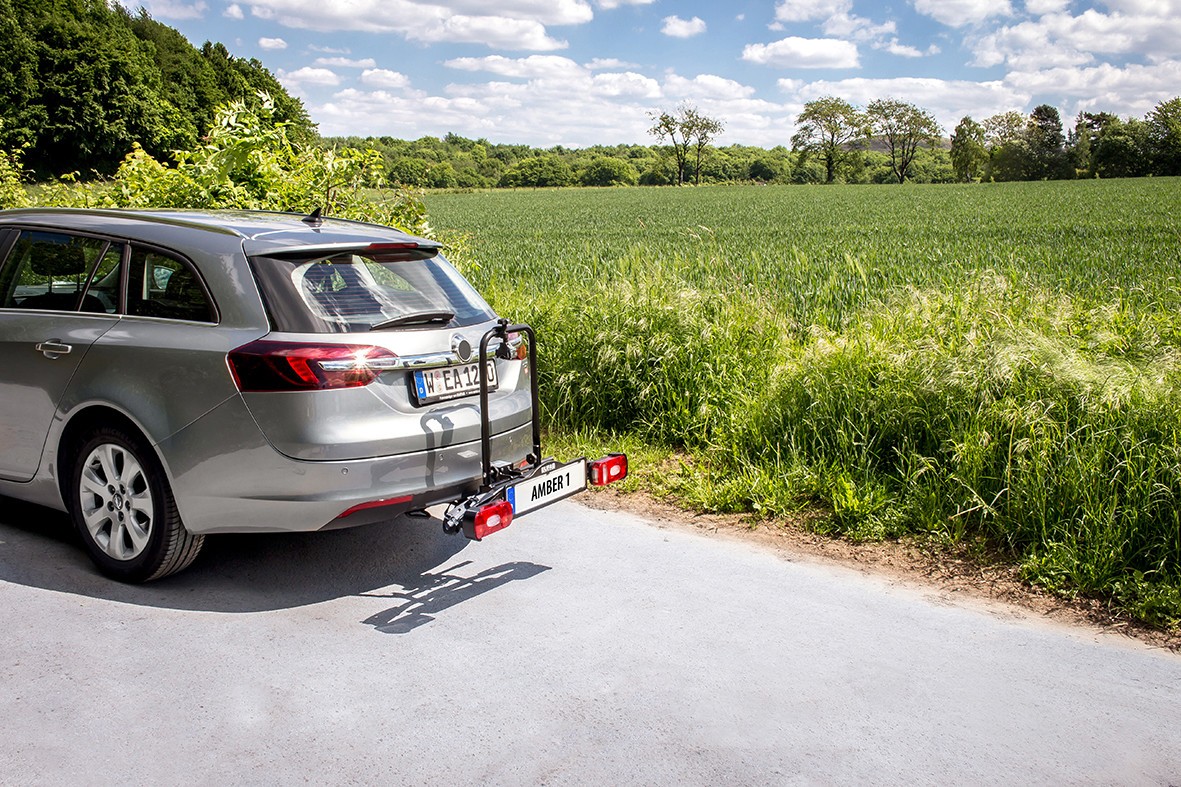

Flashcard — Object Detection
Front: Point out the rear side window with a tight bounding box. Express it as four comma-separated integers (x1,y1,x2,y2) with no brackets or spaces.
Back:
250,252,496,333
0,230,109,312
126,246,215,323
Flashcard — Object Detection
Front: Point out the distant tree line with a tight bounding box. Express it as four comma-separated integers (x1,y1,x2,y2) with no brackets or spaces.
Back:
950,98,1181,181
0,0,313,178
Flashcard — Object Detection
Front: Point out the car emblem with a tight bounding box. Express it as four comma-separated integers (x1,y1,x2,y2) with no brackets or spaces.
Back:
452,334,473,363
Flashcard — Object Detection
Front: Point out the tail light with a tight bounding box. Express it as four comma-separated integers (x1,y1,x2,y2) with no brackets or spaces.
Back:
463,499,514,541
228,340,400,392
588,454,628,486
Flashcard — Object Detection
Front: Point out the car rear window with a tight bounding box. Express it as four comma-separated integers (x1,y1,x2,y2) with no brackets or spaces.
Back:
249,251,496,333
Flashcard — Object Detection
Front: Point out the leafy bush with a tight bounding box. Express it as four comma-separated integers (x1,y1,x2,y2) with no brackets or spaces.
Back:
0,146,28,209
104,95,428,234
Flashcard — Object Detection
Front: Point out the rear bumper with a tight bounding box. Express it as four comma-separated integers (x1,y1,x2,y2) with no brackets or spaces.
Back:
156,394,533,534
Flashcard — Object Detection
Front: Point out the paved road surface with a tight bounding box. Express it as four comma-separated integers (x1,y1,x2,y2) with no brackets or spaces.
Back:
1,496,1179,785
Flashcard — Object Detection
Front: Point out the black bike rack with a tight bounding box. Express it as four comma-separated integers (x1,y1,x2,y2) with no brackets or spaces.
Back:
478,318,542,490
441,319,543,535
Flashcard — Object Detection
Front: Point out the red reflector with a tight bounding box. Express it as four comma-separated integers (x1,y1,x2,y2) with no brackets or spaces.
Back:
588,454,628,486
466,500,514,540
339,495,413,519
227,340,398,392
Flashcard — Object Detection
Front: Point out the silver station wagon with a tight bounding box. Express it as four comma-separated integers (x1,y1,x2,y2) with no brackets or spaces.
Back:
0,208,627,581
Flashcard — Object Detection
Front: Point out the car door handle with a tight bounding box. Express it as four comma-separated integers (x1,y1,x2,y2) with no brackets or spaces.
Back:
36,340,73,359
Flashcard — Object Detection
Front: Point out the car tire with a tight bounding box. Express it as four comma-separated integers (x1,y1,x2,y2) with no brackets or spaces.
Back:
69,424,204,582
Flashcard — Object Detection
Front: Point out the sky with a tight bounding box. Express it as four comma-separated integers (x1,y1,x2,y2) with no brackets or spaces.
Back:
121,0,1181,147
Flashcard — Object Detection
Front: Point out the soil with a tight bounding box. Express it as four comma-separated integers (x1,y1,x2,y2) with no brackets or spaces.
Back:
579,485,1181,653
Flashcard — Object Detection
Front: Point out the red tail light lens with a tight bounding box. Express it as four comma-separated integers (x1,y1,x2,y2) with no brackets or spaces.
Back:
465,500,514,540
588,454,628,486
228,340,400,392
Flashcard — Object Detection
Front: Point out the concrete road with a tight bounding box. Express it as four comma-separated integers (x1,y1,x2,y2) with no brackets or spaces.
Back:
1,495,1179,785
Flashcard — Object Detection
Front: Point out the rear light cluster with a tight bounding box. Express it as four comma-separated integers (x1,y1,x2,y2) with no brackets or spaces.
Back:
588,454,628,486
228,340,399,392
463,500,514,541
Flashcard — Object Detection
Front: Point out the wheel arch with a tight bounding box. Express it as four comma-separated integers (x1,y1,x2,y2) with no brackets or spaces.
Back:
56,405,169,512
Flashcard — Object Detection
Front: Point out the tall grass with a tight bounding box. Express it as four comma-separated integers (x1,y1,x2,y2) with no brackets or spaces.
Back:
429,178,1181,626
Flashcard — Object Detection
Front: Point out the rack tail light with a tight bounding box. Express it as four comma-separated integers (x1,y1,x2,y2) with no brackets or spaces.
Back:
588,454,628,486
462,499,515,541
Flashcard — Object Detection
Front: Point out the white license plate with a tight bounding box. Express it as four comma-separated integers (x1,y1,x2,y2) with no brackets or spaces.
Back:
413,361,497,405
508,459,587,515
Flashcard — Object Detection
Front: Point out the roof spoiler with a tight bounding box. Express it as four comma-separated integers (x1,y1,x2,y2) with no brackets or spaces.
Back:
251,240,442,262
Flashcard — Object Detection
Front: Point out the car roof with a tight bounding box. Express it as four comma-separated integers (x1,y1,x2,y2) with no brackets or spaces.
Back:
0,208,441,256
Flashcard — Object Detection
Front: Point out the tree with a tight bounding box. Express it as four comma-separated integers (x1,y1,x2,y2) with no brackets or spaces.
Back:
498,155,573,188
1025,104,1071,179
579,156,638,187
648,104,723,186
867,98,941,184
1146,97,1181,176
682,107,724,185
949,116,987,182
1093,117,1151,178
791,96,869,184
648,110,689,185
983,111,1030,181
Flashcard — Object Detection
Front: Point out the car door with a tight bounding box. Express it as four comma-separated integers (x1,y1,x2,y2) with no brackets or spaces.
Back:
0,228,123,481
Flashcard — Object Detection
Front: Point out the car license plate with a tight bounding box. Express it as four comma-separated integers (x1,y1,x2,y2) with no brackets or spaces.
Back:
413,361,497,405
508,458,587,515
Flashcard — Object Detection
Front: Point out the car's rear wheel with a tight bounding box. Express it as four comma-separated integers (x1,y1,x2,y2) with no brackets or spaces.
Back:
69,425,204,582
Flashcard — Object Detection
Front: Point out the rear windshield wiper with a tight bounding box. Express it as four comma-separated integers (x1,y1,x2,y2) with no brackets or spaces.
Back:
370,310,455,330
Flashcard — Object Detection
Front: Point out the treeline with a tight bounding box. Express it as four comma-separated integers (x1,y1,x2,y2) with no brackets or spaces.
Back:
950,100,1181,182
330,98,1181,190
323,133,958,189
0,0,313,178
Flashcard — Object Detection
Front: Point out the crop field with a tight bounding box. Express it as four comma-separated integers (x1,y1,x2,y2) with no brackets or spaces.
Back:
427,179,1181,625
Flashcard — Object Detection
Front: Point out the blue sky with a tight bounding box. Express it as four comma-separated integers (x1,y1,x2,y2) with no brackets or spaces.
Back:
123,0,1181,147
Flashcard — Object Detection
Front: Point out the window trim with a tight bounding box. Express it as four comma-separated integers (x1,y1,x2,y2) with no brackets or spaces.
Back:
0,224,220,324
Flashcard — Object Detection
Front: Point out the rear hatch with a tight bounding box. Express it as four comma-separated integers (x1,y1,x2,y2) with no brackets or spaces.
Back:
230,241,533,461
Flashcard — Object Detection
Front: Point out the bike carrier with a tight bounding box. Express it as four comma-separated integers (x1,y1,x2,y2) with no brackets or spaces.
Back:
442,319,627,541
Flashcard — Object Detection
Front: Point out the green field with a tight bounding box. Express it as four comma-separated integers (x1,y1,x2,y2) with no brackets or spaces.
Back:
427,179,1181,626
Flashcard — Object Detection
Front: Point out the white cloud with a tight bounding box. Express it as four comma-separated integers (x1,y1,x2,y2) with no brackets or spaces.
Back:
445,55,586,81
586,58,638,70
1004,59,1181,118
595,0,655,7
662,16,707,38
1025,0,1069,13
258,37,288,50
591,72,662,98
314,57,378,68
224,3,244,19
664,74,757,100
971,7,1181,68
823,13,896,41
234,0,588,50
913,0,1013,27
774,0,851,23
307,65,800,148
278,67,341,87
743,37,860,69
360,69,412,89
878,39,925,58
782,76,1031,129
